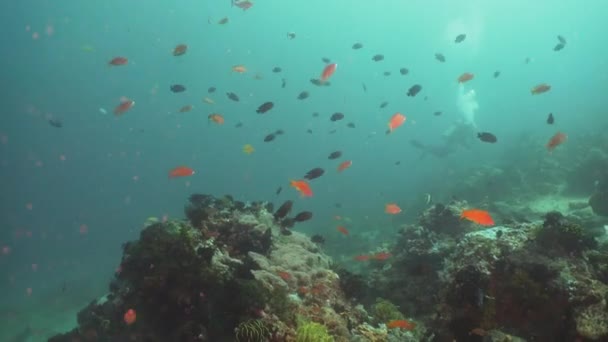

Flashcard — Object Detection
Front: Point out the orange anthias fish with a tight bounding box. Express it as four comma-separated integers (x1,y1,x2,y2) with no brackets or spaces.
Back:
173,44,188,56
232,65,247,73
457,72,474,83
461,209,494,226
373,252,392,260
387,319,416,330
109,57,128,66
546,132,567,152
337,226,349,235
169,166,195,178
337,160,352,172
531,83,551,95
320,63,337,82
387,113,406,133
354,254,370,261
208,113,224,124
123,309,137,325
290,179,313,197
114,99,135,115
385,203,402,214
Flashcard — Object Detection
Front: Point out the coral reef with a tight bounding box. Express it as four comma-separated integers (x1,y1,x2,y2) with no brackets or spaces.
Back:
295,321,334,342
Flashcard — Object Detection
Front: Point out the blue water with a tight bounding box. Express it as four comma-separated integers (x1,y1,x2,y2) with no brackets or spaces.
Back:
1,0,607,339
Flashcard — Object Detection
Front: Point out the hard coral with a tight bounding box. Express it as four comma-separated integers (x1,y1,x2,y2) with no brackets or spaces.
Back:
418,201,469,236
536,211,597,254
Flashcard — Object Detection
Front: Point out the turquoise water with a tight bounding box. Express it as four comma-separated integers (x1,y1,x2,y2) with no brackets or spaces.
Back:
1,0,607,339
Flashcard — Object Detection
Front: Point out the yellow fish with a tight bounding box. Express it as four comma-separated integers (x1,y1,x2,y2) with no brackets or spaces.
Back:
232,65,247,73
243,144,255,155
203,97,215,104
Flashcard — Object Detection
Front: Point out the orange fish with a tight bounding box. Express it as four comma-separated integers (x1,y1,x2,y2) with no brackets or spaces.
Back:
387,113,406,133
461,209,494,226
354,254,370,261
232,65,247,73
123,309,137,325
531,83,551,95
109,57,128,66
173,44,188,56
290,179,313,197
277,271,291,281
457,72,474,83
546,132,567,152
179,105,193,113
385,203,402,214
169,166,195,178
337,226,349,235
373,252,392,260
387,319,416,330
320,63,337,82
114,99,135,115
208,113,224,124
337,160,352,172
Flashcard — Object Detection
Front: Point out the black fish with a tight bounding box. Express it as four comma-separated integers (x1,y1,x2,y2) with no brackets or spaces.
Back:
274,200,293,220
226,92,239,102
347,122,356,128
477,132,497,143
395,161,401,165
433,111,442,116
329,129,337,134
276,186,282,195
547,113,554,125
553,43,565,51
334,203,342,208
281,218,295,229
208,87,216,93
372,54,384,62
48,119,63,128
306,129,313,134
330,112,344,121
310,234,325,244
297,91,309,100
407,84,422,97
352,43,363,50
328,151,342,159
310,78,330,87
235,122,243,128
256,101,274,114
380,101,388,108
524,57,531,64
322,57,331,64
275,129,284,135
455,34,466,43
557,35,566,44
264,133,276,142
400,68,409,75
435,53,446,62
312,112,319,117
294,211,313,222
493,71,501,78
362,83,367,92
304,167,325,180
170,84,186,93
272,67,282,73
282,78,286,88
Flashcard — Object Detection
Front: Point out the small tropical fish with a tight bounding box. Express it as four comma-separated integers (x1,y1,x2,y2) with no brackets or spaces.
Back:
407,84,421,97
233,0,253,10
454,34,466,43
557,35,566,44
242,144,255,155
461,209,494,226
109,57,128,66
372,54,384,62
477,132,497,143
493,71,501,78
373,252,392,260
208,114,224,124
232,65,247,73
354,254,370,261
337,226,349,235
274,200,293,220
170,84,186,93
553,43,565,51
203,97,215,104
458,72,474,83
287,32,296,39
304,167,324,180
226,92,239,102
290,179,313,197
114,99,135,115
208,87,216,93
352,42,363,49
387,113,406,133
328,151,342,160
337,160,352,172
169,166,195,178
124,309,137,325
297,91,310,100
320,63,337,82
330,113,344,121
387,319,416,330
294,211,313,222
272,66,282,73
400,68,409,75
275,186,282,195
179,105,193,113
277,271,291,281
546,132,567,152
48,118,63,128
547,113,554,124
264,133,276,142
173,44,188,56
435,53,446,62
218,17,229,25
531,83,551,95
385,203,402,214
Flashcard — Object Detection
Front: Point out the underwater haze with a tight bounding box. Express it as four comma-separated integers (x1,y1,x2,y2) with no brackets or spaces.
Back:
1,0,608,341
